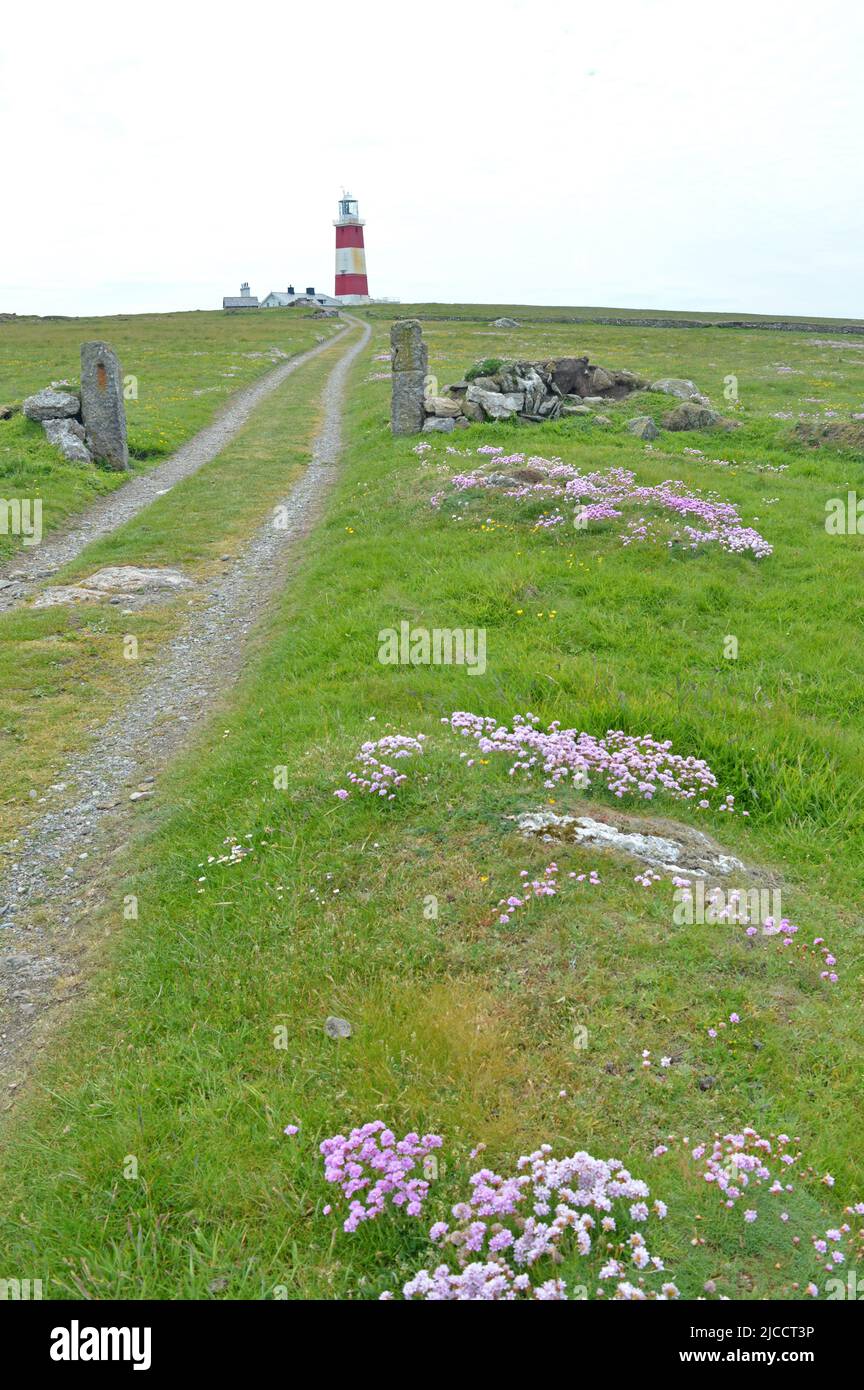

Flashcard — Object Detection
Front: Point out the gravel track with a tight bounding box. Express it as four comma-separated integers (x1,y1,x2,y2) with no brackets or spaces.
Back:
0,316,370,1085
0,322,349,613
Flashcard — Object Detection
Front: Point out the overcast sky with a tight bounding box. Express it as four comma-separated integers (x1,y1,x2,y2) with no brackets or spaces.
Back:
3,0,862,318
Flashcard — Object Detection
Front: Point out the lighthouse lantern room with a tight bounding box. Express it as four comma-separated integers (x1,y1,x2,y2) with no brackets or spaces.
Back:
334,191,370,303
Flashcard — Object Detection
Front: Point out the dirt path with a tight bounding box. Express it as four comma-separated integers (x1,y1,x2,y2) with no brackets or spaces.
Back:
0,321,349,613
0,316,371,1091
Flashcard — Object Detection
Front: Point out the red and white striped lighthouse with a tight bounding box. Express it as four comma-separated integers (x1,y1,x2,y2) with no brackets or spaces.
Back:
334,192,370,303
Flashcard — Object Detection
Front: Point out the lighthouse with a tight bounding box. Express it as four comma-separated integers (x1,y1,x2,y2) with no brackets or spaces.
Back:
334,192,370,303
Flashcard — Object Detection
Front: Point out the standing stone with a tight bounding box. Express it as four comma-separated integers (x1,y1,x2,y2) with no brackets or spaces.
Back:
80,341,129,469
390,319,427,436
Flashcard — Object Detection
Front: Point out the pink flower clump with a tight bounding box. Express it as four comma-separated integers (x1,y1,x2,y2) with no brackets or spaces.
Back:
344,732,426,800
683,1128,786,1214
383,1145,675,1301
429,450,772,559
320,1121,443,1233
447,711,718,802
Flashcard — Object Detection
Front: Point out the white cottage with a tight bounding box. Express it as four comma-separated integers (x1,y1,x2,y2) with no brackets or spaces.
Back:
260,285,341,309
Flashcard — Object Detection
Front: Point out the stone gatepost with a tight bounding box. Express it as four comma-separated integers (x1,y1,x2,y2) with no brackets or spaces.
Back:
80,341,129,469
390,319,427,436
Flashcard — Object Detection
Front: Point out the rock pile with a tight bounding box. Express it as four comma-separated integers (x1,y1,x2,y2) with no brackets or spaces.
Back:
20,341,128,468
389,322,731,437
22,388,91,462
423,356,650,432
422,359,731,435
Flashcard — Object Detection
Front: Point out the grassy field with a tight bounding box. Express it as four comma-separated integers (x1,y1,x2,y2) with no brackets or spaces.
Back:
0,309,339,562
365,301,864,329
0,307,862,1301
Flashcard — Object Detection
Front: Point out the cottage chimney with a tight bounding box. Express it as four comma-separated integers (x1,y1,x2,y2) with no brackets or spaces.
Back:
241,281,251,298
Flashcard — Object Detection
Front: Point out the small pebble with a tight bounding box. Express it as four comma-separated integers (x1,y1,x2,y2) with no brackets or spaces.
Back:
324,1016,353,1039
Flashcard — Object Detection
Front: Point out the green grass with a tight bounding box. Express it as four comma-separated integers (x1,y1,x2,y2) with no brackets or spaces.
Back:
0,311,862,1301
0,309,340,562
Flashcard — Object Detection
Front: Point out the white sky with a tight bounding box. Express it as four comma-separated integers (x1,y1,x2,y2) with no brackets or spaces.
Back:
2,0,863,318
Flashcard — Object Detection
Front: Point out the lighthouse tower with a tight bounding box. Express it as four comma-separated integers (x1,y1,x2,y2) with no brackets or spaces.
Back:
334,192,370,304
